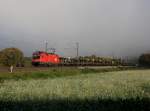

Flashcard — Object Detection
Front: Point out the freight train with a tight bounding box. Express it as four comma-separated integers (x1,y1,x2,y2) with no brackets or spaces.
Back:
32,51,124,66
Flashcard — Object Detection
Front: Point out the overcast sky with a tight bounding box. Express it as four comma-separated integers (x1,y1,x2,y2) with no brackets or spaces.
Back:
0,0,150,57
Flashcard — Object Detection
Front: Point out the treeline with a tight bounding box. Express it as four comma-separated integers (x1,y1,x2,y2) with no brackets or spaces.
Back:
139,54,150,67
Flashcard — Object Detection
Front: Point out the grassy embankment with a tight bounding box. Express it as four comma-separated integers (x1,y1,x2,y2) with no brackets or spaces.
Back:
0,66,136,81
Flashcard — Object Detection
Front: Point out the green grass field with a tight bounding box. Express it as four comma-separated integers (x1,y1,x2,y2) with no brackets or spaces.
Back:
0,68,150,111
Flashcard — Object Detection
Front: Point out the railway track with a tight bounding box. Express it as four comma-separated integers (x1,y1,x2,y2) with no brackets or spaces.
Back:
0,66,55,73
0,66,121,73
0,66,136,73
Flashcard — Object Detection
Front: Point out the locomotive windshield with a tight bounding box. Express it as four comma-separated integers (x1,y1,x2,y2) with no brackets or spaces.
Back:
32,55,40,59
32,51,41,59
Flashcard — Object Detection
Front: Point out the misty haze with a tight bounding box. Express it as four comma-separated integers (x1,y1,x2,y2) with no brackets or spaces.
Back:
0,0,150,58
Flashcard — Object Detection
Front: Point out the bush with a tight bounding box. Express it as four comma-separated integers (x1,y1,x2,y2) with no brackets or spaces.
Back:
139,54,150,66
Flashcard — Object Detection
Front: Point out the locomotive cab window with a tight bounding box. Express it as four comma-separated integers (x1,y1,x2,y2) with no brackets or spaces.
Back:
33,55,40,59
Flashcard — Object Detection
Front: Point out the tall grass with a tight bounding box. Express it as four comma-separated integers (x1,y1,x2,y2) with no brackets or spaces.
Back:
0,70,150,111
0,70,150,110
0,70,150,100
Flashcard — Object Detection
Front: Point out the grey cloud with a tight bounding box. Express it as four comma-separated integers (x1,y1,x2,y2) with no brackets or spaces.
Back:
0,0,150,57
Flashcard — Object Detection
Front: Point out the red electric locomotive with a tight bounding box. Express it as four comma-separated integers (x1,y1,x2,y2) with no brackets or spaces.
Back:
32,51,60,66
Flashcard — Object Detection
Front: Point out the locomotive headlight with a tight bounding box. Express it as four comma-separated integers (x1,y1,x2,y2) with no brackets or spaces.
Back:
55,58,57,62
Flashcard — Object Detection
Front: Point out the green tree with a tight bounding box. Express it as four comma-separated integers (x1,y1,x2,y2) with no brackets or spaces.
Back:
0,48,24,72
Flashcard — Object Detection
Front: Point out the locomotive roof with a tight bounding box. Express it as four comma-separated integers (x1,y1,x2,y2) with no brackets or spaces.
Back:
33,51,58,55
